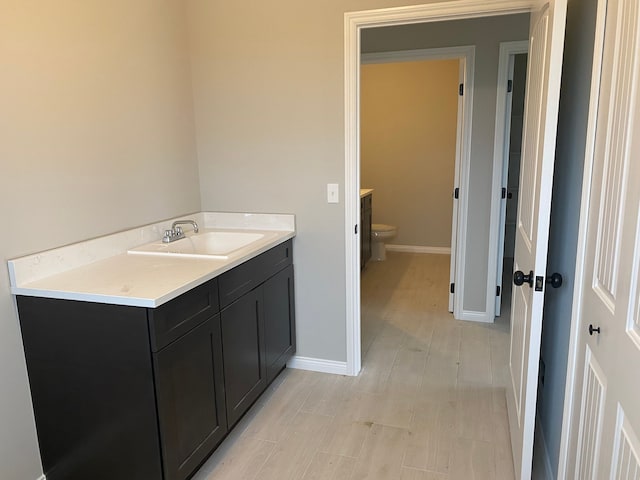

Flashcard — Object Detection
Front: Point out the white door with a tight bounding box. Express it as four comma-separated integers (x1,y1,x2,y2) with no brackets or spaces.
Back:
505,0,567,478
564,0,640,477
449,61,466,313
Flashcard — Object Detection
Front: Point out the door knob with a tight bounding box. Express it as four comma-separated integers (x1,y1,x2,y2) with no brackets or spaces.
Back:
589,324,601,336
546,272,563,288
513,270,534,287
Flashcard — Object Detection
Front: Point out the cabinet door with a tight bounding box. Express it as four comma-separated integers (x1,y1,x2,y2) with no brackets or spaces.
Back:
263,265,296,384
363,204,372,265
360,195,372,268
18,297,163,480
153,315,227,480
220,288,266,428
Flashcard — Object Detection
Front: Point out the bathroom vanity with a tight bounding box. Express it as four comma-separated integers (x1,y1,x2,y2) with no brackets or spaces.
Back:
360,189,373,269
9,213,296,480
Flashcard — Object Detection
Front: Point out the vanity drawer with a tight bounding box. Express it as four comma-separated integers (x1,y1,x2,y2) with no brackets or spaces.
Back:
219,240,293,309
148,278,219,352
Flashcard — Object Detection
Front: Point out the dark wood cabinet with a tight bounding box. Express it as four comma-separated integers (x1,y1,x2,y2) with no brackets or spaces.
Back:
153,315,227,480
361,193,372,269
220,288,266,428
218,239,295,427
17,297,164,480
264,265,296,384
16,240,295,480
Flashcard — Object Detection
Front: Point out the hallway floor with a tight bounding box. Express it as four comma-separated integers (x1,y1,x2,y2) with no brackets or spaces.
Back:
192,252,517,480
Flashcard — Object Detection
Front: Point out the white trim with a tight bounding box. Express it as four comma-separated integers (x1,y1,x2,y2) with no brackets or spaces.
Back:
453,50,475,322
491,41,530,318
345,0,537,377
287,356,348,375
344,3,362,377
386,244,451,254
459,310,494,323
345,0,534,25
557,0,608,476
362,46,476,64
450,62,465,314
536,415,555,480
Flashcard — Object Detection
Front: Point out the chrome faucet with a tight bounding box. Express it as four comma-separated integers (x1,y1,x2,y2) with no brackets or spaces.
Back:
171,219,199,234
162,219,199,243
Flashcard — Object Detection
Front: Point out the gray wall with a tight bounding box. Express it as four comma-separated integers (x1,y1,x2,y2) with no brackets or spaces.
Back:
362,15,530,313
537,0,598,476
188,3,530,364
0,2,201,478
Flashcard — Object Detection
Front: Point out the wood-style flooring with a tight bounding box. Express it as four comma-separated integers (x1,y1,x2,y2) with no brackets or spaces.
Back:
192,252,516,480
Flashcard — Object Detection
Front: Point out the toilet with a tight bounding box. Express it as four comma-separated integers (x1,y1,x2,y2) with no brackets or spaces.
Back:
371,224,397,261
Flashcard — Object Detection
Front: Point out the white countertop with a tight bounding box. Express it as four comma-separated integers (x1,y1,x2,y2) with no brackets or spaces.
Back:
360,188,374,198
9,213,295,308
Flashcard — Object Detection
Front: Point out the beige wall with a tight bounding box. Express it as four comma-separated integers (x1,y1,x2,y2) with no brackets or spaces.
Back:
361,59,459,248
0,1,200,478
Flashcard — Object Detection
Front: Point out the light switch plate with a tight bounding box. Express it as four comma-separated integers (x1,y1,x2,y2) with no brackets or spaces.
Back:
327,183,339,204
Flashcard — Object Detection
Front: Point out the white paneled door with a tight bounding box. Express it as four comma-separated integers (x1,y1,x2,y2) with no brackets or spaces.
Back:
566,0,640,477
505,0,567,478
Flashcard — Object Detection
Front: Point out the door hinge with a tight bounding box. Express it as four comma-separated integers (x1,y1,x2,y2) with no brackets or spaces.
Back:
355,224,358,234
502,187,507,199
459,83,464,96
454,187,459,199
507,79,513,93
496,286,501,296
450,283,455,294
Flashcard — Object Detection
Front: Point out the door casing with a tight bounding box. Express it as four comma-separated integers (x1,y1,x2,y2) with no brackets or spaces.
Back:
492,40,530,317
360,46,474,321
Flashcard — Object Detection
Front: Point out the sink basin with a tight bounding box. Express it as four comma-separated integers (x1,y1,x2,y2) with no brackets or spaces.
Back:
128,231,266,259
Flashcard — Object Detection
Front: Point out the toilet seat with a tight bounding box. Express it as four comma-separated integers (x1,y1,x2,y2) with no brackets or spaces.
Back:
372,223,395,233
372,224,397,241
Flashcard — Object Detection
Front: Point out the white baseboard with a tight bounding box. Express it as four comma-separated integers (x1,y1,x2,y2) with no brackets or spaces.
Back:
458,310,494,323
535,415,555,480
287,356,348,375
37,475,46,480
386,244,451,255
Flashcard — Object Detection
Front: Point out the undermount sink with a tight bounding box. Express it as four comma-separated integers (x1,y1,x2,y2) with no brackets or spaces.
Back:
128,231,266,259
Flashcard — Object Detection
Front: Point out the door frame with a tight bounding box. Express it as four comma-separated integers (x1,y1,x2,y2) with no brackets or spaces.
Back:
557,0,608,475
345,0,537,376
491,40,530,317
361,45,475,319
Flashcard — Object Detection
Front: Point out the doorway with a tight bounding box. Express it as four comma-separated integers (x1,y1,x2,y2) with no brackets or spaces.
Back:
359,47,472,316
345,5,532,376
344,2,570,478
495,48,529,317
